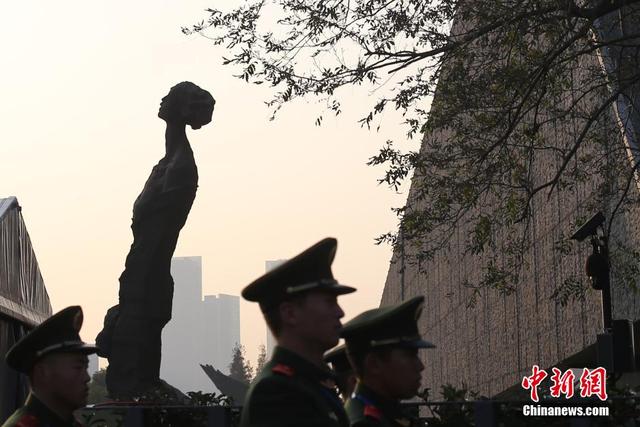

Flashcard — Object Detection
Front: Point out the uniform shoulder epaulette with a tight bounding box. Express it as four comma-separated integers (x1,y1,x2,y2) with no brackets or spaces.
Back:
272,363,295,377
363,404,382,421
15,414,39,427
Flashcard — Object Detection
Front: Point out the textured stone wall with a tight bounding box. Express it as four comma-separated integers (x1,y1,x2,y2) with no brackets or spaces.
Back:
380,49,640,400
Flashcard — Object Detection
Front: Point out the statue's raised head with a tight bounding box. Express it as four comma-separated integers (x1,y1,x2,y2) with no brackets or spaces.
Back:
158,81,215,129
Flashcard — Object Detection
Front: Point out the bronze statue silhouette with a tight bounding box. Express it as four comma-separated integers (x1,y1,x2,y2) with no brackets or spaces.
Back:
96,82,215,399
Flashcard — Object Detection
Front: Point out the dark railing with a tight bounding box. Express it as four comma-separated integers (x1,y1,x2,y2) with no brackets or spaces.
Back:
78,404,233,427
403,397,637,427
76,397,639,426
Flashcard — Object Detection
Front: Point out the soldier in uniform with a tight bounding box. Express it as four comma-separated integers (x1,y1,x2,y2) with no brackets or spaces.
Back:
2,306,98,427
341,297,435,427
324,344,357,402
240,237,355,427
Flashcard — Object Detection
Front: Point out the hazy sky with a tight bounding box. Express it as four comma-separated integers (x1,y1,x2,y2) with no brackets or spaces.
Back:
1,1,419,368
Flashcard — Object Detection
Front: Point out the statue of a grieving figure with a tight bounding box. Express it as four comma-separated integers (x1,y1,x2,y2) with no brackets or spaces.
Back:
96,82,215,399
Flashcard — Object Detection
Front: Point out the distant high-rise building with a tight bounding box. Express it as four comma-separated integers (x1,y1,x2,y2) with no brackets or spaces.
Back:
265,260,286,271
266,330,276,358
202,294,240,374
162,257,207,393
88,354,99,379
264,260,286,356
162,257,241,394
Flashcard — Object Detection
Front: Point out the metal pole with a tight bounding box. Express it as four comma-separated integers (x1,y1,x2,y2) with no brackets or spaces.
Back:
400,228,405,301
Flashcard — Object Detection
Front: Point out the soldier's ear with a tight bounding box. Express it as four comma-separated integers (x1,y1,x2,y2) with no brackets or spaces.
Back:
363,353,379,376
365,351,392,376
279,300,299,328
30,359,50,388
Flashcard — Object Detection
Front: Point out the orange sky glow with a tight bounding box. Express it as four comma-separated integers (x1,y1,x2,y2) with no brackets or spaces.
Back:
1,1,421,369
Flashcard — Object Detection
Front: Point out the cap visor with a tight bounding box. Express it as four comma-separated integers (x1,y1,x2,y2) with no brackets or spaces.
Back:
396,339,436,349
328,284,356,295
75,343,100,354
43,342,100,357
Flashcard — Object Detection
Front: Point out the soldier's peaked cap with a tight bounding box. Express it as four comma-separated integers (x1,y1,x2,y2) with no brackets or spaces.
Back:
341,296,435,351
6,306,98,373
242,238,356,311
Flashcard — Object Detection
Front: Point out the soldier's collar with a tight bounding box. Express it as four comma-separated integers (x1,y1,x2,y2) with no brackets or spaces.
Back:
26,393,78,427
272,346,336,382
354,383,403,418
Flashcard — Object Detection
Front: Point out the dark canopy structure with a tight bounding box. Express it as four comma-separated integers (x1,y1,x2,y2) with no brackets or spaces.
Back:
200,364,248,405
0,197,52,423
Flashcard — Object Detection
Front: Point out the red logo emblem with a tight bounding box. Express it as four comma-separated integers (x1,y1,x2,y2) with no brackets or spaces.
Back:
522,366,608,402
579,367,607,401
549,367,575,398
521,365,547,402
